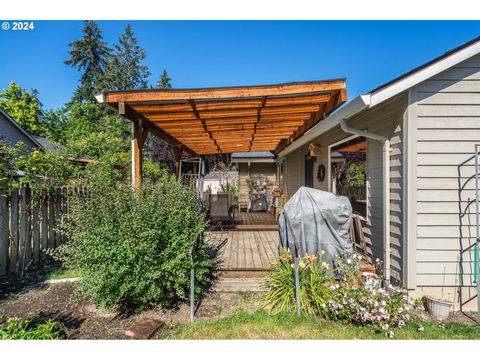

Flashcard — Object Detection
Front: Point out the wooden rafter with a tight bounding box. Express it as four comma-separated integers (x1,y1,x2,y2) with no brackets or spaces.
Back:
101,80,347,155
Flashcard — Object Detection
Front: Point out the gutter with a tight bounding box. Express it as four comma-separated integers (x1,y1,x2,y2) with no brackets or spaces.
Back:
278,95,371,158
339,119,391,285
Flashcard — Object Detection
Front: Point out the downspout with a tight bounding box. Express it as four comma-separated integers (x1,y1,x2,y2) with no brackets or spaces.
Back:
340,119,392,285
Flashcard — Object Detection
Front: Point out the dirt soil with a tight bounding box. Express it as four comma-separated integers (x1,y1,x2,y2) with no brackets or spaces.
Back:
0,280,265,339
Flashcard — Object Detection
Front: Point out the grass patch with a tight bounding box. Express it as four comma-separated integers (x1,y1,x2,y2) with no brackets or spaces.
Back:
163,309,480,340
48,268,83,280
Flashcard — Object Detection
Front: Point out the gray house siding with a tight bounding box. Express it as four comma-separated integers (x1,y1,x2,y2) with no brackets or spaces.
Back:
279,94,407,284
410,54,480,288
0,111,39,151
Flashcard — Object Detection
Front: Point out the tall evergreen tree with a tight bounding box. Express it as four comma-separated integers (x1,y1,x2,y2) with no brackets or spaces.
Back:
157,69,172,89
65,21,112,103
106,25,151,90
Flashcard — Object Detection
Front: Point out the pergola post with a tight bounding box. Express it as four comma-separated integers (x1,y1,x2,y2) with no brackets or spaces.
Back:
172,146,183,180
132,119,149,190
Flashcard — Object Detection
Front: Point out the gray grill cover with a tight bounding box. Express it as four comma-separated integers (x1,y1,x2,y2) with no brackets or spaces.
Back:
278,187,353,265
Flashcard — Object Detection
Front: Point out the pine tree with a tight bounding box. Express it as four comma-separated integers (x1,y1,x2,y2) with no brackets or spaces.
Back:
65,21,112,103
157,69,172,89
106,25,151,90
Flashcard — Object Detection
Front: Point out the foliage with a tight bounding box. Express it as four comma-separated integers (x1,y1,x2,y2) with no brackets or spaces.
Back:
0,137,77,191
0,137,17,189
0,82,45,135
0,318,66,340
345,161,366,186
157,69,172,89
265,250,332,316
164,309,480,340
65,20,112,103
54,177,213,312
105,24,151,91
219,178,238,202
265,250,418,333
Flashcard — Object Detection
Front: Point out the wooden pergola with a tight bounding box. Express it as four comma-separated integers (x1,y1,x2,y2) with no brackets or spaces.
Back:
96,80,347,188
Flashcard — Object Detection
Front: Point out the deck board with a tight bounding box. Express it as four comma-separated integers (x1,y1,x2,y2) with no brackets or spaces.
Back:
205,230,279,271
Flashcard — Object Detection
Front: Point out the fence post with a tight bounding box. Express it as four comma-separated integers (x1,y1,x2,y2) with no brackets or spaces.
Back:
0,190,8,277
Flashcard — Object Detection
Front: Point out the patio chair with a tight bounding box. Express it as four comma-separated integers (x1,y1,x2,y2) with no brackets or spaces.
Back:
209,192,233,231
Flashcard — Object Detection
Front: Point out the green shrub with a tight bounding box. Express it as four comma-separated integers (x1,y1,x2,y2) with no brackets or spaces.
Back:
265,250,417,332
264,250,332,316
0,318,66,340
55,174,213,312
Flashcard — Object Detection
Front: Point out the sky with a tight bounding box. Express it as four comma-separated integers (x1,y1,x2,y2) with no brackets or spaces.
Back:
0,20,479,110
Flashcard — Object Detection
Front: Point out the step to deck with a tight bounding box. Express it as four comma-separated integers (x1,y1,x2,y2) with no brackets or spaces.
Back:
213,277,267,293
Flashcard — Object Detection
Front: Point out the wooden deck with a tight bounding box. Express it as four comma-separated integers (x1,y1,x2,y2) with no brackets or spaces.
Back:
205,230,279,272
234,212,277,225
232,211,278,231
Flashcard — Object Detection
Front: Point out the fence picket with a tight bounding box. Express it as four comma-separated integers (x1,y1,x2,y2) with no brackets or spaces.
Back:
32,195,40,264
0,191,8,276
40,194,48,260
0,185,75,278
10,190,19,273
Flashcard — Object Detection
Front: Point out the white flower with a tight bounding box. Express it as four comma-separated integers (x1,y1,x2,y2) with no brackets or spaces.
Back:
320,303,326,308
358,255,362,260
375,258,380,263
381,300,386,306
417,326,424,332
346,259,352,264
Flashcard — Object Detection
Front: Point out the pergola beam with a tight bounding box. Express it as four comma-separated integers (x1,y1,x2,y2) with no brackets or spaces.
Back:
105,80,346,103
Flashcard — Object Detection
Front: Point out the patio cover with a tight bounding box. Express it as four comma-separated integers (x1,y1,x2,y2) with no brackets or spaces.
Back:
97,80,346,155
96,79,346,186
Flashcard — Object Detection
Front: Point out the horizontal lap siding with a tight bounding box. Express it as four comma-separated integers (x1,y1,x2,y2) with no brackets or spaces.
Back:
348,95,407,284
413,54,480,286
281,95,407,283
0,113,38,151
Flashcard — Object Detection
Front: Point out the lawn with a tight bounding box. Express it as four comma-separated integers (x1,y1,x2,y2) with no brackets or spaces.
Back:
163,309,480,340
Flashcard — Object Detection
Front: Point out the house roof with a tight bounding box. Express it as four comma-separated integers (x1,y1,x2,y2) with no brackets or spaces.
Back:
231,151,274,159
0,107,45,150
278,35,480,158
97,79,347,155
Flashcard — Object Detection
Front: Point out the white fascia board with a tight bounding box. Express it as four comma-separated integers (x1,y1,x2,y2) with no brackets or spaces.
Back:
95,93,106,103
277,94,371,158
370,39,480,107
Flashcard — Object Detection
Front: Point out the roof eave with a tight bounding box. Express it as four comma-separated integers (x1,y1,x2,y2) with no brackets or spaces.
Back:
277,94,370,158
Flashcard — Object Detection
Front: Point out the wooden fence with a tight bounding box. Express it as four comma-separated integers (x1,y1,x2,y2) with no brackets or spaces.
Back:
0,185,69,277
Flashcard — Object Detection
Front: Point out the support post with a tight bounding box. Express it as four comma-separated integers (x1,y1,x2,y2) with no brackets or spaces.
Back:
172,146,182,180
132,120,147,190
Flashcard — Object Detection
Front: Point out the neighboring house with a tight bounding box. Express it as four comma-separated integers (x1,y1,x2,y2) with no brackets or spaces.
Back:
0,107,44,151
231,151,277,211
277,36,480,310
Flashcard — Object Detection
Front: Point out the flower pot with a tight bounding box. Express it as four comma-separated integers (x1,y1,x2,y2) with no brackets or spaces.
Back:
425,296,452,320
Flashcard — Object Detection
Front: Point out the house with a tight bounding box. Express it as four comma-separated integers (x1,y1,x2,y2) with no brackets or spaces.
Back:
0,107,44,151
277,36,480,310
231,151,277,211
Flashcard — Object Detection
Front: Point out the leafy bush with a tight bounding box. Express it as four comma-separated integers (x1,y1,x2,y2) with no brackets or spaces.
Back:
55,174,213,312
0,318,66,340
265,249,332,316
